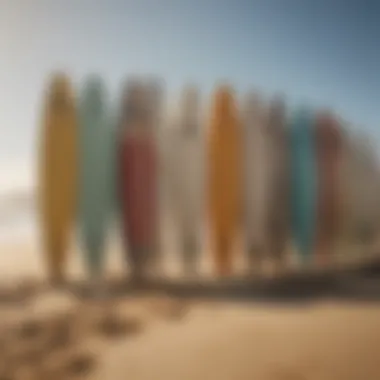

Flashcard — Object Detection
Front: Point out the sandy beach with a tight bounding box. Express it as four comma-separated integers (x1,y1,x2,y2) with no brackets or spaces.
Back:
0,231,380,380
93,301,380,380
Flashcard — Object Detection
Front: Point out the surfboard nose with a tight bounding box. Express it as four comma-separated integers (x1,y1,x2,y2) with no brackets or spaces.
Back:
315,111,342,147
45,73,74,115
48,72,72,97
146,78,164,111
83,75,105,94
180,85,200,132
122,80,145,106
291,107,316,142
244,91,262,108
81,75,106,112
243,91,266,122
181,86,199,112
293,106,313,124
267,96,287,136
268,95,286,120
213,85,235,116
120,80,150,124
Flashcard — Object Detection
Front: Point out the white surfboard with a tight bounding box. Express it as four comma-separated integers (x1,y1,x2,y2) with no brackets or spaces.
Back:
266,96,290,269
242,92,270,272
164,86,205,275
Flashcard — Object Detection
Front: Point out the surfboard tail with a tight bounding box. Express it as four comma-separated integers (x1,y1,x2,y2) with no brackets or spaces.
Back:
315,112,343,261
44,237,68,285
127,246,155,281
180,232,199,274
83,232,106,279
212,232,234,276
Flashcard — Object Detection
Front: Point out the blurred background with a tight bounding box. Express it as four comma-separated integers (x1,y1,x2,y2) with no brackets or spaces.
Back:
1,0,380,257
2,2,380,380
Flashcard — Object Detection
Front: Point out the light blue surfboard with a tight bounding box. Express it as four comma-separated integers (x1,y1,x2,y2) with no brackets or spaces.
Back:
290,107,317,263
78,75,116,280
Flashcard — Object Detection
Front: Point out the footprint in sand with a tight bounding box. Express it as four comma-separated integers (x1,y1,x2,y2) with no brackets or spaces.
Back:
45,313,78,352
149,298,190,321
166,300,190,321
2,331,49,377
33,352,94,379
16,319,45,341
0,279,39,307
15,279,40,302
97,312,144,339
3,314,79,377
0,298,158,379
81,298,146,340
61,351,96,378
0,287,21,306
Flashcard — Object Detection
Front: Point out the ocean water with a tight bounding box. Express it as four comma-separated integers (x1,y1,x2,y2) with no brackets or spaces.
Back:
0,209,37,244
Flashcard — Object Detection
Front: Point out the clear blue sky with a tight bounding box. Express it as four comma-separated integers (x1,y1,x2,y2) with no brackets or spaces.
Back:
0,0,379,191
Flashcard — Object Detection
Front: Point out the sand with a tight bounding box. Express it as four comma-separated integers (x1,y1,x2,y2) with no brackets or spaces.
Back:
1,238,380,379
94,302,380,380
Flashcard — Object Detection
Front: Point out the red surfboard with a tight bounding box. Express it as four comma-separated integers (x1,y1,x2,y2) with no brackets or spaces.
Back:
118,81,159,282
315,111,343,265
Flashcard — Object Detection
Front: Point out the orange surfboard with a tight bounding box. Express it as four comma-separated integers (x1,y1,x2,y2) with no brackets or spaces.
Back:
207,86,242,277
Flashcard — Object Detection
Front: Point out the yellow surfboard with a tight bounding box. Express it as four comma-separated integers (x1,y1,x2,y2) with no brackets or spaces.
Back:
207,86,242,277
38,73,77,284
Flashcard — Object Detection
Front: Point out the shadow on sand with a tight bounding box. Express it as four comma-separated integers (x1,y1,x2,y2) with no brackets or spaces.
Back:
63,254,380,304
1,255,380,308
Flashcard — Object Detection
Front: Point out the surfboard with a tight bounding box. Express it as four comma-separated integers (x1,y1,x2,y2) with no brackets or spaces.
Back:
208,85,242,277
118,80,159,282
266,96,290,269
242,92,270,272
315,111,343,265
290,107,317,264
340,133,379,245
78,75,115,282
166,86,205,274
38,72,77,284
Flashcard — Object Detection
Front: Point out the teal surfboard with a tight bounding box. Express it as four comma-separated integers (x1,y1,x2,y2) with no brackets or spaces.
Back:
78,75,115,279
290,107,317,262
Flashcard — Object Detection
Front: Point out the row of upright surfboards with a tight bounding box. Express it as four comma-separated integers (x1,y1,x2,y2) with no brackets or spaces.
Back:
38,72,343,284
